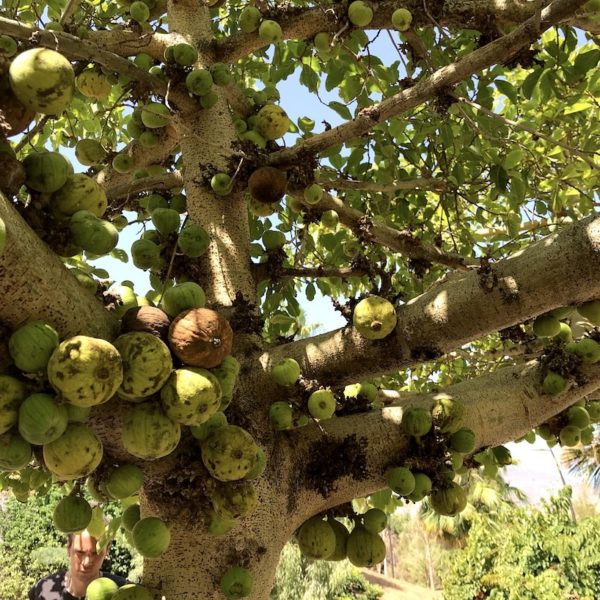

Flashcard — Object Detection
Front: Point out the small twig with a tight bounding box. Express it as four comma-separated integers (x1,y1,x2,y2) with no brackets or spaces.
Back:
14,116,50,153
163,215,188,287
59,0,81,27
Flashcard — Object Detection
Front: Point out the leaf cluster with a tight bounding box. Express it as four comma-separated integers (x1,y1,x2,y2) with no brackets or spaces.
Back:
442,487,600,600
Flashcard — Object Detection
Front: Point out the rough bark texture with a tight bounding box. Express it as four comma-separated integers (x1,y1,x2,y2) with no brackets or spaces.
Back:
289,358,600,517
164,2,255,308
0,194,116,338
261,216,600,386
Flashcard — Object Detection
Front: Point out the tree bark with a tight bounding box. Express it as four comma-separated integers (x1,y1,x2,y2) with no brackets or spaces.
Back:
261,216,600,386
0,194,116,339
140,491,293,600
167,1,255,308
287,357,600,517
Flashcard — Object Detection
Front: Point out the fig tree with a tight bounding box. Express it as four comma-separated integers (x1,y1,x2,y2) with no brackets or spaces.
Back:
22,151,70,193
386,466,415,496
542,371,567,395
269,401,293,430
392,8,413,31
171,43,198,67
177,223,210,257
53,494,92,532
132,516,171,558
346,525,386,567
86,577,119,600
151,207,180,236
532,314,561,337
239,6,261,33
348,1,373,27
430,482,467,516
258,20,283,44
9,320,59,373
565,339,600,364
401,406,432,437
559,424,581,447
296,516,336,559
577,300,600,325
307,389,336,420
254,104,290,140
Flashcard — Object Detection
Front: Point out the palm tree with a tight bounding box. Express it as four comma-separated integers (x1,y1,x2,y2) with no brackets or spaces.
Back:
560,433,600,492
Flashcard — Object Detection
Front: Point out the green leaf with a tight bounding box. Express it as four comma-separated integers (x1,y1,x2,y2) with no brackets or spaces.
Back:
328,101,352,120
495,79,518,103
299,64,319,92
490,165,509,192
96,515,122,553
503,148,524,171
270,312,296,326
521,69,544,100
563,101,592,115
325,64,346,92
91,268,110,278
509,175,527,204
110,249,129,263
573,50,600,76
305,283,315,301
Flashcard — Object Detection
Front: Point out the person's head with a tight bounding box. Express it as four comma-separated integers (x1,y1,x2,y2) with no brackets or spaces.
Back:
66,530,109,580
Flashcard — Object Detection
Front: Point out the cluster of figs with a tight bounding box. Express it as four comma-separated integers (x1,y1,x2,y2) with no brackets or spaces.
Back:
0,290,265,597
527,300,600,448
266,295,398,428
290,393,472,568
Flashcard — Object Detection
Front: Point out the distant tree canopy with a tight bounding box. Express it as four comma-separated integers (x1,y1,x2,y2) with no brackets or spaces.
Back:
442,487,600,600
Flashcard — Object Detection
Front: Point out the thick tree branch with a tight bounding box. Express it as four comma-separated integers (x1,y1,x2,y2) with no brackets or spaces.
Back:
97,125,181,198
88,29,174,62
167,1,256,306
318,177,451,194
0,17,195,111
0,194,117,339
309,191,479,270
287,357,600,521
214,0,594,64
267,0,588,167
105,171,184,202
259,215,600,387
252,262,368,284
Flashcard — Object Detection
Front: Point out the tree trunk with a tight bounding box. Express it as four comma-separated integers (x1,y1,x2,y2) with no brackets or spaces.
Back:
141,486,294,600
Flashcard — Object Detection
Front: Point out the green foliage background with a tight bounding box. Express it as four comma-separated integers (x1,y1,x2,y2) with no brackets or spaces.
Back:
442,488,600,600
0,487,135,600
271,543,382,600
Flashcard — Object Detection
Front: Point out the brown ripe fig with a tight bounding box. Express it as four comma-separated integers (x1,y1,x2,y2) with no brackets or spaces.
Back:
248,166,287,205
168,308,233,368
121,305,171,342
